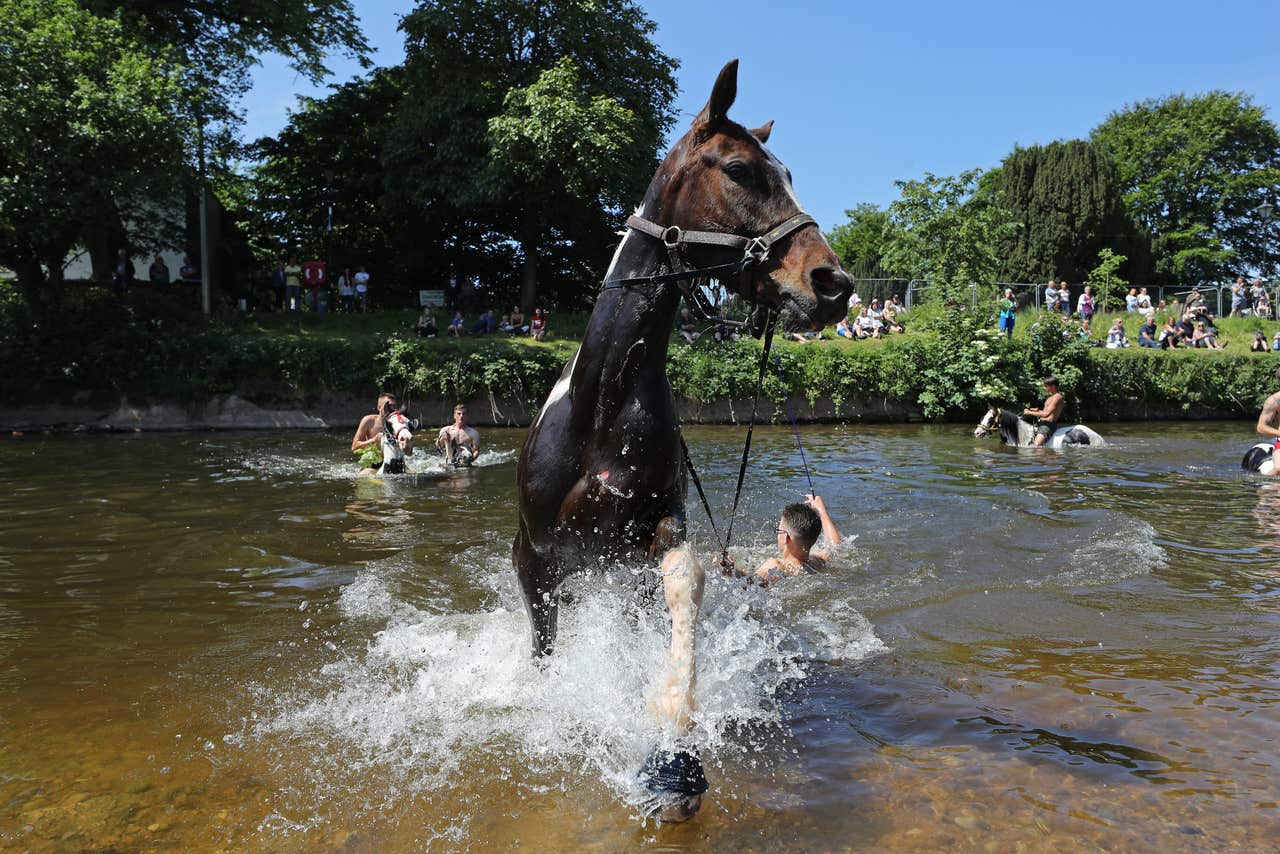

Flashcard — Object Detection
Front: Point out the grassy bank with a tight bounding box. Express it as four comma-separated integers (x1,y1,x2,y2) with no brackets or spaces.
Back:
3,284,1278,421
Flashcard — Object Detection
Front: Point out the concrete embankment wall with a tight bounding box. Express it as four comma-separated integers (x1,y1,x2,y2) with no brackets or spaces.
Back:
0,393,1246,433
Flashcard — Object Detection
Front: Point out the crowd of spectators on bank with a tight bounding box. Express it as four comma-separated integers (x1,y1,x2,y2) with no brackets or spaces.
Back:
420,305,549,341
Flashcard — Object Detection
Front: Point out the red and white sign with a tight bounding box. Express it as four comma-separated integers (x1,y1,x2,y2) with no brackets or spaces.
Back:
301,260,327,287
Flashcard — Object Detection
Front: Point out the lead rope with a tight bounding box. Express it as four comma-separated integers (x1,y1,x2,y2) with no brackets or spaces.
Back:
774,351,815,496
680,309,775,565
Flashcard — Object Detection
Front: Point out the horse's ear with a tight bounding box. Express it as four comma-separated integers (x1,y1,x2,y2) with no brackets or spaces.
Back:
695,59,738,127
749,120,774,143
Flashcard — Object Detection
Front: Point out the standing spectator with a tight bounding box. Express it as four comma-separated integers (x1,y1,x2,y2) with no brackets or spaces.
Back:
1059,283,1071,317
418,307,437,338
269,261,285,309
1251,331,1271,352
448,311,465,337
997,288,1016,338
1077,285,1095,322
149,254,170,286
846,290,862,315
284,255,303,311
1105,318,1129,348
111,248,134,295
531,308,548,341
353,266,371,311
1044,280,1060,313
1231,277,1248,316
338,268,355,313
1251,279,1266,312
180,254,199,282
1125,288,1138,312
446,272,459,310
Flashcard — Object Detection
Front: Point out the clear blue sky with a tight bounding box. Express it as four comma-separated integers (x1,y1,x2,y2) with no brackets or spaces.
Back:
244,0,1280,231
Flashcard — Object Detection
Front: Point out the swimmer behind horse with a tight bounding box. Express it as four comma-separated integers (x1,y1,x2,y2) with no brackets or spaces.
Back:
436,403,480,467
513,59,851,822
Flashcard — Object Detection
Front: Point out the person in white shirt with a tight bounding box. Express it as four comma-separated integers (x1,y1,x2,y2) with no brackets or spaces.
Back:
1044,280,1059,312
1125,288,1138,312
1105,318,1129,349
354,266,371,311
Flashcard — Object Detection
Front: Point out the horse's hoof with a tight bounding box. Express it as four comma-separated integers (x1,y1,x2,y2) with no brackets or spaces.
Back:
638,746,707,823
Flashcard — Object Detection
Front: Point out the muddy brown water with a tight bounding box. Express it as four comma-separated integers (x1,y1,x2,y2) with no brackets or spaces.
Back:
1,423,1278,851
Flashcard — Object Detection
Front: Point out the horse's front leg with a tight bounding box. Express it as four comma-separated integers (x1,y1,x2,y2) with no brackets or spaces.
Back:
514,522,558,658
639,514,708,822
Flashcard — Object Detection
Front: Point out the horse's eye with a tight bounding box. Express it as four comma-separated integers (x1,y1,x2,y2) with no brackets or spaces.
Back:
723,161,751,183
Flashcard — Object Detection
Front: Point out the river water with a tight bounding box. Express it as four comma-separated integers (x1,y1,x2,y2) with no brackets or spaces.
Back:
1,422,1278,851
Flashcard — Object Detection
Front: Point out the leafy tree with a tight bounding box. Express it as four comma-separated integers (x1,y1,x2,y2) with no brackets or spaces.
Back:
826,203,898,278
0,0,187,295
1091,92,1280,283
882,169,1017,304
1085,248,1128,310
990,139,1152,284
389,0,677,310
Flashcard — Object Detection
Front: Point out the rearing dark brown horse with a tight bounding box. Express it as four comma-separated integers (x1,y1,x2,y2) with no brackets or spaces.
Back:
513,59,851,821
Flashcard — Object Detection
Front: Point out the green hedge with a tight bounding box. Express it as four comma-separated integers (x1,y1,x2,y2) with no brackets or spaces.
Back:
3,284,1276,419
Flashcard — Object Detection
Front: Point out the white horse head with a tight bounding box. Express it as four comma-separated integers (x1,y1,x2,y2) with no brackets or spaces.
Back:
973,405,1000,439
381,411,415,473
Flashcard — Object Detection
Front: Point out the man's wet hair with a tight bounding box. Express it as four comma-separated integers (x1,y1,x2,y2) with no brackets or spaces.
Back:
1043,376,1059,389
378,392,397,409
781,503,822,551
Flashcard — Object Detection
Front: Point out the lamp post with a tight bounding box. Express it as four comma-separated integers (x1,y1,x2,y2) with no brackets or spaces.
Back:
1258,201,1275,314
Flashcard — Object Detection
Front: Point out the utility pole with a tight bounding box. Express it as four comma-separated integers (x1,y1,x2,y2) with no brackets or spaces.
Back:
197,113,211,316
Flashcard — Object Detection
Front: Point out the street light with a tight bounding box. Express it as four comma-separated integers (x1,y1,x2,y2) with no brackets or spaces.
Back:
1257,201,1276,316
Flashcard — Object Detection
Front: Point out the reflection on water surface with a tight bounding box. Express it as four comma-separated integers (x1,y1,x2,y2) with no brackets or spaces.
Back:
1,422,1279,850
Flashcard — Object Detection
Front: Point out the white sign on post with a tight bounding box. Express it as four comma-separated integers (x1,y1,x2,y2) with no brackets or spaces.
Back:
418,289,446,307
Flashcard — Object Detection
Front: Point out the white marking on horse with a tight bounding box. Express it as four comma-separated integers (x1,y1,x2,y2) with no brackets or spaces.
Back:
533,347,579,430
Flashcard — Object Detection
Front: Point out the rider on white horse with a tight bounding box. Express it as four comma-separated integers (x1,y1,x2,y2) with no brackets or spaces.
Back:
1024,376,1066,447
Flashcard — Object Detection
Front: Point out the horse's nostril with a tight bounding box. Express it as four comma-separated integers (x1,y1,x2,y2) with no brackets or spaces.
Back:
808,265,851,298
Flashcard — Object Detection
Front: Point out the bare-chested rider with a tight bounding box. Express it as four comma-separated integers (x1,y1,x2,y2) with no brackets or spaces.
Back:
352,392,396,471
1257,367,1280,475
436,403,480,466
1023,376,1066,447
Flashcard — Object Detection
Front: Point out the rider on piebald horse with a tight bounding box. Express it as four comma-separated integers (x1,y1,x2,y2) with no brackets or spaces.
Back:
1243,367,1280,475
513,60,851,822
1024,376,1066,447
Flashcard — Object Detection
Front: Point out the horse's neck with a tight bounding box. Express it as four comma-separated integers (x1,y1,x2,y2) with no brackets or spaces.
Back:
999,409,1028,445
573,202,685,423
382,435,402,462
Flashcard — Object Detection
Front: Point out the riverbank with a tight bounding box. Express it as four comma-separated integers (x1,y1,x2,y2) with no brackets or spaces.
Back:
4,285,1279,431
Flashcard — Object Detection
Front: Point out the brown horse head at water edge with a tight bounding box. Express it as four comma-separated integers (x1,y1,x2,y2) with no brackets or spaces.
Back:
513,59,852,823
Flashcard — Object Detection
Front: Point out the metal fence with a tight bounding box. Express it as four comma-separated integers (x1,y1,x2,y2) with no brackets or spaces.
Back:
858,279,1280,320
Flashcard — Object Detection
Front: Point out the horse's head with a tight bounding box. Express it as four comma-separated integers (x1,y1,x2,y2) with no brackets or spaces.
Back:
650,60,852,330
973,405,1000,439
384,410,416,459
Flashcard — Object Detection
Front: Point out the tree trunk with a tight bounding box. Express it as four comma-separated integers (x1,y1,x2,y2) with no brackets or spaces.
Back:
519,208,540,314
82,197,127,282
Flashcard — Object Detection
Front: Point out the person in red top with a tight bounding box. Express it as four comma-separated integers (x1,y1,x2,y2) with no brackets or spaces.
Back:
530,307,547,341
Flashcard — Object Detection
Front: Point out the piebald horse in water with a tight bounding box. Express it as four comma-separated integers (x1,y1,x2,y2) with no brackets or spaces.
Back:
514,60,851,821
1243,441,1277,475
973,405,1106,448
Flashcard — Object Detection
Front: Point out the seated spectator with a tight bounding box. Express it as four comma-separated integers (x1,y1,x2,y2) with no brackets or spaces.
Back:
1158,317,1183,348
855,306,883,339
1273,330,1280,352
1076,318,1098,345
835,316,857,339
448,311,465,337
1105,318,1130,349
471,309,496,335
1251,279,1266,311
1251,331,1270,353
1254,291,1269,319
1137,319,1160,349
531,308,548,341
1125,288,1138,312
714,320,739,342
1191,320,1224,349
149,254,170,285
882,303,905,333
677,307,700,344
509,305,528,334
1178,314,1198,342
1136,288,1156,322
888,294,906,315
418,308,437,338
498,312,515,333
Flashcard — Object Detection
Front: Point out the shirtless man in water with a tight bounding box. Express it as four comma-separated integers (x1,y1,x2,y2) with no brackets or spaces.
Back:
352,392,396,462
720,494,842,585
1256,368,1280,474
1023,376,1066,447
436,403,480,466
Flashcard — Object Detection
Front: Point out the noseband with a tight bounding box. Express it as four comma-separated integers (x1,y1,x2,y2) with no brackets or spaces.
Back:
975,408,1001,436
601,211,817,319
